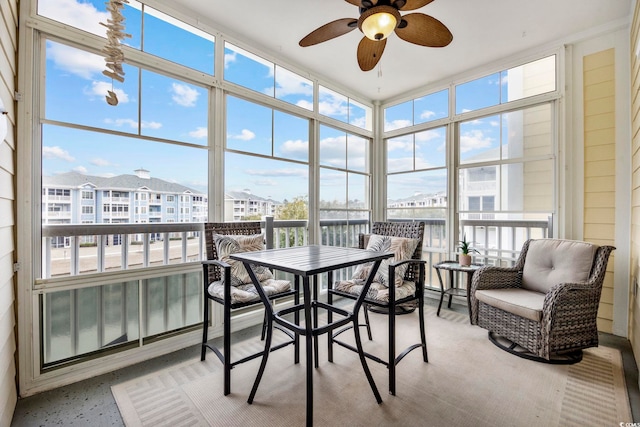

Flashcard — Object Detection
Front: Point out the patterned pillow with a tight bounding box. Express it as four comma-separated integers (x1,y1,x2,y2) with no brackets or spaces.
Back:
213,233,274,285
351,234,419,288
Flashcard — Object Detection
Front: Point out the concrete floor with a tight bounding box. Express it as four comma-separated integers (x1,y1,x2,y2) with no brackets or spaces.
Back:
10,298,640,425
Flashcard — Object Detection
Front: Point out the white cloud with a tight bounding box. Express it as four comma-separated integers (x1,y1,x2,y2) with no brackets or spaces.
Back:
189,127,208,139
73,166,88,174
490,120,500,127
43,146,75,162
39,0,109,37
228,129,255,141
90,158,112,167
384,119,412,131
47,41,104,79
224,51,237,68
171,83,199,107
387,136,413,152
274,68,312,98
420,110,436,120
279,139,308,159
415,130,442,142
246,168,308,178
460,130,493,153
103,118,162,129
296,100,313,110
387,157,415,171
87,81,130,103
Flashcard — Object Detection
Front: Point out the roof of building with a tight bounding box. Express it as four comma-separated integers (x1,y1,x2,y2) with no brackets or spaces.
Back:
43,171,202,195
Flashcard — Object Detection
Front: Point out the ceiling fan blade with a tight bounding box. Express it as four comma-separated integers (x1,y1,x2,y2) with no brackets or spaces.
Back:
299,18,358,47
395,13,453,47
395,0,434,11
345,0,378,6
357,37,386,71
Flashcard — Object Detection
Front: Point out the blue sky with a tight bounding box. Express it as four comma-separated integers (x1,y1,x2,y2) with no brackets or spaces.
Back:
38,0,555,204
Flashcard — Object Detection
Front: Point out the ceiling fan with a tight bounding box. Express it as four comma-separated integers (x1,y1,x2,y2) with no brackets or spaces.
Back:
299,0,453,72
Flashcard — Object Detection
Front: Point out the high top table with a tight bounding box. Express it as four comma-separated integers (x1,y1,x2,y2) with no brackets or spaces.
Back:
231,245,393,427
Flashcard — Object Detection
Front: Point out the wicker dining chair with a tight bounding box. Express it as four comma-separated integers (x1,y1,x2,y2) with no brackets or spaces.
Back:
470,238,615,363
201,222,299,395
328,221,428,395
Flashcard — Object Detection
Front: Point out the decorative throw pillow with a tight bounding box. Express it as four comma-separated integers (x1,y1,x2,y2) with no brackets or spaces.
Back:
213,233,274,286
351,234,419,288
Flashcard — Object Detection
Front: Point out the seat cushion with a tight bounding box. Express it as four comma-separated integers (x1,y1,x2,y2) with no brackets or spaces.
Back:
475,288,546,322
334,279,417,303
213,233,274,285
208,278,291,304
522,239,597,293
351,234,419,288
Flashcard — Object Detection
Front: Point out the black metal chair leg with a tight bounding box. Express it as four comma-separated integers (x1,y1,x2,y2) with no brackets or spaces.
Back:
201,298,209,361
260,310,267,341
223,300,232,396
418,289,428,362
247,316,274,404
352,317,382,404
363,304,373,341
389,296,396,396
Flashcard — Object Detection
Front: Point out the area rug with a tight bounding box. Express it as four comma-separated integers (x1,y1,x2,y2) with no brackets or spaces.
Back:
112,306,632,426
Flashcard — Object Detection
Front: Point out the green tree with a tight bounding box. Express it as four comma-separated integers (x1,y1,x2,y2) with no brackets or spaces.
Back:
276,196,308,220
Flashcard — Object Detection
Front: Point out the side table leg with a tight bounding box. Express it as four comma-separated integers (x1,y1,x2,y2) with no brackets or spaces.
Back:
436,268,445,316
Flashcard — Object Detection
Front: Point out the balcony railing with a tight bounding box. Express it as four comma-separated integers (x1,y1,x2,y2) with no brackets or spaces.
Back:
38,217,550,368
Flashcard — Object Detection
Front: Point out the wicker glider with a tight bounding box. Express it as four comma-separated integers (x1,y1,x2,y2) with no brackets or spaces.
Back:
329,221,428,395
470,238,615,363
201,222,298,395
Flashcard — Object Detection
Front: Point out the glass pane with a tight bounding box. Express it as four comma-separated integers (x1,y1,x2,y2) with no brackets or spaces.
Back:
224,152,309,221
185,272,201,326
42,281,139,365
387,169,448,217
275,66,313,110
45,40,139,132
348,172,368,209
145,276,166,336
141,70,208,144
455,73,501,114
226,96,272,156
274,111,309,162
414,89,449,125
319,86,348,123
347,134,368,172
320,168,346,209
38,0,142,49
42,125,208,223
502,55,556,103
502,104,552,159
319,126,346,169
384,100,412,131
502,160,554,211
458,166,499,214
350,99,373,131
415,127,446,169
387,134,414,173
224,42,274,95
459,114,500,164
166,274,184,330
143,6,214,75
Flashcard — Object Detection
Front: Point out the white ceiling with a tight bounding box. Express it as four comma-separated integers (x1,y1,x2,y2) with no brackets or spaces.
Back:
167,0,631,102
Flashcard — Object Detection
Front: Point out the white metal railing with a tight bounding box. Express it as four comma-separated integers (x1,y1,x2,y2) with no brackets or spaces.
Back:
38,217,550,367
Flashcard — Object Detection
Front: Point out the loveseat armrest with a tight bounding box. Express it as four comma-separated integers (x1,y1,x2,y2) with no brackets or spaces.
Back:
469,265,522,324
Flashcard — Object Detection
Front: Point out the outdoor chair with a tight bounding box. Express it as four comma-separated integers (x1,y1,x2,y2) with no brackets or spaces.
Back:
200,222,299,395
470,238,615,363
328,221,428,395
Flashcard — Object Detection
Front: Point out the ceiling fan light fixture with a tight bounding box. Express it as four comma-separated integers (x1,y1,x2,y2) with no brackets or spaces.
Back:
359,5,401,41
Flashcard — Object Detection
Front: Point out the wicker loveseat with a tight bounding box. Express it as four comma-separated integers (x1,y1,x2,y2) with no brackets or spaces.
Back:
470,238,615,363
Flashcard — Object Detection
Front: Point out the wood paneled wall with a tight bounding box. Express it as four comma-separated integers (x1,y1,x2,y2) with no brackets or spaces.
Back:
630,0,640,373
0,0,18,424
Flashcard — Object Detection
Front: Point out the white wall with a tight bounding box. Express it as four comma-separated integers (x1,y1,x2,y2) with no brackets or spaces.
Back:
0,0,18,424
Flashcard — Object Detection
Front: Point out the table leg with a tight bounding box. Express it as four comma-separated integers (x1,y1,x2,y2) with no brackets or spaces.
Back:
466,272,474,322
302,276,313,426
313,275,319,369
436,268,445,316
447,270,454,308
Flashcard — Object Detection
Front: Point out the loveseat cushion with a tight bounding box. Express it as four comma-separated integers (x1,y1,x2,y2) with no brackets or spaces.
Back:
521,239,597,294
475,288,546,322
333,279,416,303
